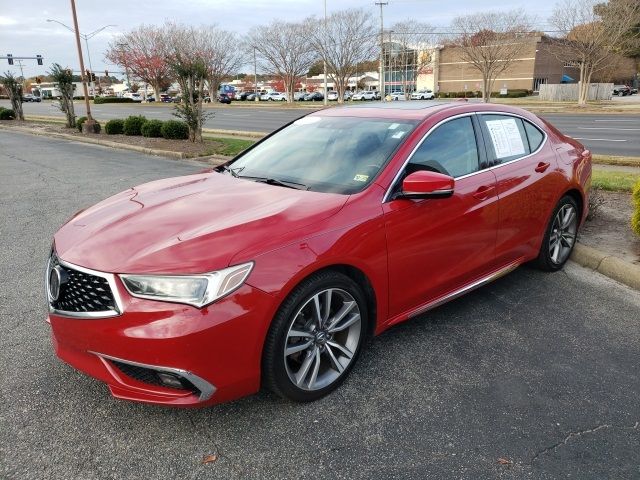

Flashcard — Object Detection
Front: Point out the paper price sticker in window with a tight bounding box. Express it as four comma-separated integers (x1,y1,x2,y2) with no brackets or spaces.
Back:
485,119,526,159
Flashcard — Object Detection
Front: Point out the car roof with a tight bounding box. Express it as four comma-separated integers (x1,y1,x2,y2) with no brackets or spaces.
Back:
313,101,533,121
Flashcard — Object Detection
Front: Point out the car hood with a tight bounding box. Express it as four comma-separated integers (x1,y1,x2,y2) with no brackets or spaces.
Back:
54,172,348,274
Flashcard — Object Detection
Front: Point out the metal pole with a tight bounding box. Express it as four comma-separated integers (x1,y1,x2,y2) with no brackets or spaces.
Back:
254,47,259,102
323,0,328,106
83,35,95,96
375,2,387,100
69,0,94,128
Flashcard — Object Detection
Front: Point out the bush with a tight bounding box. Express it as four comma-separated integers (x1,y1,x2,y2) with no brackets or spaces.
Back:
123,115,147,136
141,119,164,138
94,96,135,104
104,119,125,135
76,116,87,131
632,179,640,236
0,108,15,120
161,120,189,140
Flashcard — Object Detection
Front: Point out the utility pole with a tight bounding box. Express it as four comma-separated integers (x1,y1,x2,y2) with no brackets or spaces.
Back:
323,0,328,106
15,59,26,90
375,2,388,100
69,0,97,132
254,47,259,102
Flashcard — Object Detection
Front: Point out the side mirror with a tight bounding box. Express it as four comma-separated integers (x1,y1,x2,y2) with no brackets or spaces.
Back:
399,170,455,199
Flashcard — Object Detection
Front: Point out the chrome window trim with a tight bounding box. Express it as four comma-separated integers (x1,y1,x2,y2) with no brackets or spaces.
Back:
90,351,216,401
46,254,124,319
382,111,548,202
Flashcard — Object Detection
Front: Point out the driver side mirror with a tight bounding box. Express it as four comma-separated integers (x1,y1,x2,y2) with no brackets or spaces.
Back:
398,170,455,199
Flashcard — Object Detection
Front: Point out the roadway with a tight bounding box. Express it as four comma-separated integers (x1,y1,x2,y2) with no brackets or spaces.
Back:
2,100,639,156
1,129,639,479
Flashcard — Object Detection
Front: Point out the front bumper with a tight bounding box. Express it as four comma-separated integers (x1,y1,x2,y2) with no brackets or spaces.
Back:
48,276,276,407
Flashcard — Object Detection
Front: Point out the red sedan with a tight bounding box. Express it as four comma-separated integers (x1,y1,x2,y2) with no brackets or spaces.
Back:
46,102,591,406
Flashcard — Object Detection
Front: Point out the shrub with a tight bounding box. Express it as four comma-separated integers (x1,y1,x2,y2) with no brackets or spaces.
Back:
141,119,164,138
161,120,189,140
123,115,147,136
105,119,125,135
94,96,135,104
632,179,640,237
0,108,15,120
76,116,87,131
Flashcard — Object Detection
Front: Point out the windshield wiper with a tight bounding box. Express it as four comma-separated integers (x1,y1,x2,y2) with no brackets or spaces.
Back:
237,175,308,190
219,165,244,177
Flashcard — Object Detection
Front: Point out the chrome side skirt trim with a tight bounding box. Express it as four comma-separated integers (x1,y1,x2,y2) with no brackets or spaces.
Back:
406,260,521,320
90,351,217,402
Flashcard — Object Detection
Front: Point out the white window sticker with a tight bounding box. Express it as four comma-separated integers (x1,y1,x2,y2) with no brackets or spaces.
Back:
388,123,400,130
353,174,369,182
485,118,526,159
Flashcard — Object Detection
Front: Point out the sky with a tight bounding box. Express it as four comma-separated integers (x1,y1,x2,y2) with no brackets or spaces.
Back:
0,0,560,79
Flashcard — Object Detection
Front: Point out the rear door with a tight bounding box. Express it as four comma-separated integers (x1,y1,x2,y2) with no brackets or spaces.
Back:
477,113,562,264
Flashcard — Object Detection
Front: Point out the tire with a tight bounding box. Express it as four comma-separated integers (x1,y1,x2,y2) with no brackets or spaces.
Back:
262,270,368,402
535,195,579,271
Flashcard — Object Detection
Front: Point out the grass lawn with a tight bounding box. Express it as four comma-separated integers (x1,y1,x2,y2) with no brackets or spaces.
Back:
592,154,640,167
592,169,640,193
201,136,255,157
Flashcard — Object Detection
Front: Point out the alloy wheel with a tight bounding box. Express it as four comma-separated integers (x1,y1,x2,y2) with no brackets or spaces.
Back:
549,203,577,265
283,288,362,391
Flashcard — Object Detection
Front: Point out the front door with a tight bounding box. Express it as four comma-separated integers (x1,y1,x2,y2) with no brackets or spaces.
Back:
383,115,500,321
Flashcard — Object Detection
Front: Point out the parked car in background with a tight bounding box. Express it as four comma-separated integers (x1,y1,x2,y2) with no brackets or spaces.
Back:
160,94,173,103
613,85,631,96
390,92,407,101
411,89,435,100
217,93,232,104
261,92,287,101
304,92,324,101
246,93,258,101
236,91,255,101
294,92,306,101
352,91,376,101
123,92,143,102
630,86,638,95
22,94,42,102
46,102,591,407
327,91,339,101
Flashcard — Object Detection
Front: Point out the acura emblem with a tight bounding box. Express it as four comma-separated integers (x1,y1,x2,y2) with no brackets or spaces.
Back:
48,265,67,302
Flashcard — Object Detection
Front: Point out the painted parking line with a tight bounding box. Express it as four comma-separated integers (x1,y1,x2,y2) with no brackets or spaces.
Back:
572,137,627,142
578,127,640,131
593,119,639,122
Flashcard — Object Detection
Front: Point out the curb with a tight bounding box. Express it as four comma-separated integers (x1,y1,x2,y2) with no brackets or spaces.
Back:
202,128,266,138
571,243,640,291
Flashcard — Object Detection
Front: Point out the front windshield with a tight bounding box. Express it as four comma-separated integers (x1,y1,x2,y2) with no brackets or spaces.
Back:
225,116,418,194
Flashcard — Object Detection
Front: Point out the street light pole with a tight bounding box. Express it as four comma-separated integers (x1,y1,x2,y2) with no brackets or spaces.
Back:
323,0,328,106
375,2,388,100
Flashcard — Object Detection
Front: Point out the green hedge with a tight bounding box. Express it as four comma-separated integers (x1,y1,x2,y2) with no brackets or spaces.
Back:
0,107,15,120
632,179,640,236
76,116,87,131
436,89,532,99
94,96,135,104
141,119,164,138
123,115,147,136
161,120,188,139
105,119,125,135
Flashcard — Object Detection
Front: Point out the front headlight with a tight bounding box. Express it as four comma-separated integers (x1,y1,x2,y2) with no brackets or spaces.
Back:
120,262,253,308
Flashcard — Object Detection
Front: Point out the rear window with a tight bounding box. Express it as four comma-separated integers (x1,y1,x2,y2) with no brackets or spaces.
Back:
523,121,545,151
478,114,530,164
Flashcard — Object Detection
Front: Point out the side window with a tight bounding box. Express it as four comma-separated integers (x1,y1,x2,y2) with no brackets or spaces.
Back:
479,114,530,164
523,120,545,151
408,116,480,178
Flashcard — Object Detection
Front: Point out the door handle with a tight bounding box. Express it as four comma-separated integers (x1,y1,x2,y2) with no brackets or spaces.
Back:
535,162,551,173
472,185,495,200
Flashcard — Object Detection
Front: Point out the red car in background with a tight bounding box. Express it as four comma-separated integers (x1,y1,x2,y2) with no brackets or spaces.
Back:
46,102,591,406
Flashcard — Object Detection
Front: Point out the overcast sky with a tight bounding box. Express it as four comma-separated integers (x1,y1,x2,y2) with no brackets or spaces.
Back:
1,0,559,79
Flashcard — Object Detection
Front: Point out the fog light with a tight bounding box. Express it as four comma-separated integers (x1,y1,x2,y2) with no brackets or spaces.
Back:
157,372,185,389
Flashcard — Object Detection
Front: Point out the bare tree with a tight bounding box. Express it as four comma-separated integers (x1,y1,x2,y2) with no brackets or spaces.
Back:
549,0,640,105
200,26,244,102
388,20,436,98
0,72,24,120
307,8,377,104
450,10,534,102
246,21,316,103
105,25,173,101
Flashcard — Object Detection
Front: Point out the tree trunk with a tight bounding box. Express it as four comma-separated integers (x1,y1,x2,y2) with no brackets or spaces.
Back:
482,73,490,103
153,81,162,103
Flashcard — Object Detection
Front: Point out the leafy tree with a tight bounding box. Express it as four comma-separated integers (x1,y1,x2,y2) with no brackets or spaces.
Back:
48,64,75,127
0,72,23,120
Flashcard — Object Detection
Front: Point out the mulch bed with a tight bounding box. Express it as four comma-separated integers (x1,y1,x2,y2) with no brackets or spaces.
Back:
580,191,640,265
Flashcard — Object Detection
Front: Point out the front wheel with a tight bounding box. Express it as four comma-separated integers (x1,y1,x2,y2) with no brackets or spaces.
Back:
535,195,579,271
262,271,368,402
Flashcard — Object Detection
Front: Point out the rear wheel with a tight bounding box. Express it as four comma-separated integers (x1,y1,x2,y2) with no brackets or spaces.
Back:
535,195,579,271
262,271,368,402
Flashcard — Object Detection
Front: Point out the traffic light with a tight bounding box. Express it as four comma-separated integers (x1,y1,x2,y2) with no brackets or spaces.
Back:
36,55,43,66
7,54,13,65
91,72,96,82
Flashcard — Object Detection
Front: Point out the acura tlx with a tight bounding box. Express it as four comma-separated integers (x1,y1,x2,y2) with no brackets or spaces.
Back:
46,102,590,406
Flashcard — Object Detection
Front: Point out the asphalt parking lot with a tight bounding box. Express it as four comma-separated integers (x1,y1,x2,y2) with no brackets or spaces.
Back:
1,130,639,479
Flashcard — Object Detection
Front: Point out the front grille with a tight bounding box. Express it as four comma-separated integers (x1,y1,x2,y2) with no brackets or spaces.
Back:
49,255,117,313
111,360,197,393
